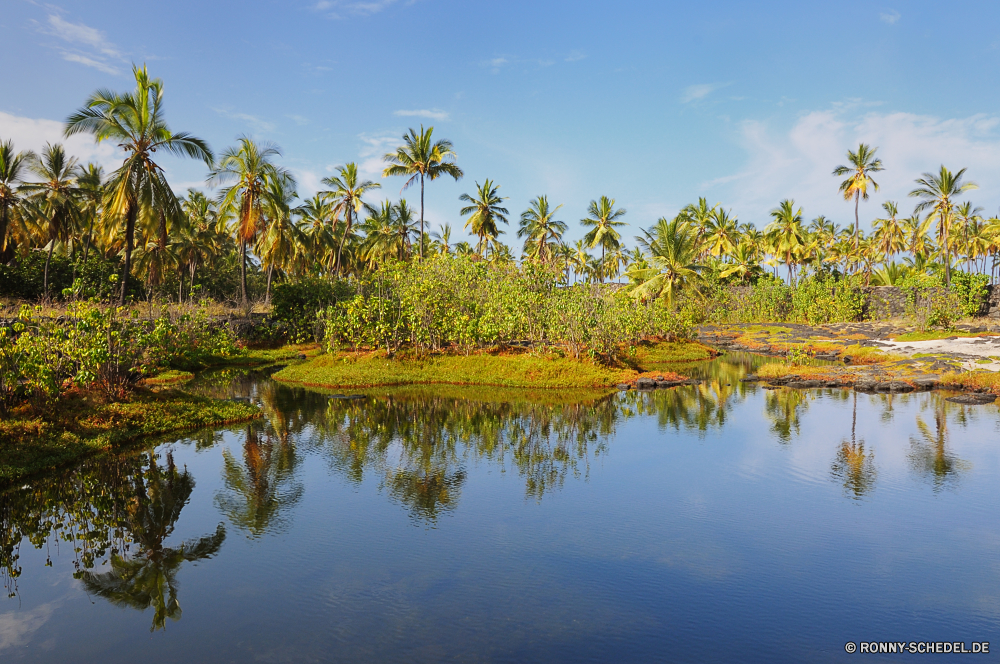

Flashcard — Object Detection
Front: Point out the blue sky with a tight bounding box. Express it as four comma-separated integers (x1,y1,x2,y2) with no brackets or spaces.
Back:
4,0,1000,249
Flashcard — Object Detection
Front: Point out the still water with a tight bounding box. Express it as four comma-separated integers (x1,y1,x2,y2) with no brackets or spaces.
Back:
2,354,999,663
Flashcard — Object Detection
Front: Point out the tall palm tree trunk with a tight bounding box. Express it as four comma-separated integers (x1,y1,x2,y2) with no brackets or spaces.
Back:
120,201,137,306
43,240,55,297
419,173,425,260
265,265,274,304
240,240,248,306
336,212,350,277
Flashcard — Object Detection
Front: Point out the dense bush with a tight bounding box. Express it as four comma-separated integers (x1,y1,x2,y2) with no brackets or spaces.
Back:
0,303,240,409
319,256,688,362
271,277,352,343
0,254,140,302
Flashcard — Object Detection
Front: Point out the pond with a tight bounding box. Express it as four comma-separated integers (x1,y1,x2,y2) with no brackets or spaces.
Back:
2,354,999,663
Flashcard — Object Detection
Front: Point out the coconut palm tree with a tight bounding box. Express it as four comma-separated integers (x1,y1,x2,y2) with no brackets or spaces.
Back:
0,139,34,260
909,165,978,286
764,199,806,283
833,143,883,258
873,201,906,263
295,194,337,274
429,222,452,255
75,163,105,264
320,162,380,275
65,65,213,305
382,125,463,259
20,143,82,296
953,201,984,272
459,179,508,257
571,240,591,284
702,207,740,258
258,173,301,302
581,196,627,280
518,196,566,263
719,240,761,284
628,215,702,303
210,137,286,305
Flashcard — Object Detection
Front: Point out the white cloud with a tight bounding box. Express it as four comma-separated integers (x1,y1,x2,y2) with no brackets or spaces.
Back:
60,53,119,75
393,109,449,121
42,14,124,74
287,114,310,126
0,604,54,652
880,10,901,25
681,82,731,104
357,132,401,180
565,50,586,63
0,111,120,170
707,106,1000,228
212,109,275,133
312,0,402,18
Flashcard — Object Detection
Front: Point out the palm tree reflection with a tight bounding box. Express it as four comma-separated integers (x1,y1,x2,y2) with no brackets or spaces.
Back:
908,400,968,491
831,392,877,499
77,452,225,631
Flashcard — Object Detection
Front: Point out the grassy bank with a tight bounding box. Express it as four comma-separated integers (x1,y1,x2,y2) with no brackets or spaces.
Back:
0,390,260,485
273,341,714,390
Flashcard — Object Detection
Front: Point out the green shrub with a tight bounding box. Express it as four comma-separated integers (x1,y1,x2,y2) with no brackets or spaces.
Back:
271,277,351,343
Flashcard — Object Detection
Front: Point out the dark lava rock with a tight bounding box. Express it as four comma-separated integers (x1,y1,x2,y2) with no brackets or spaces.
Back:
296,352,308,360
740,374,759,382
946,393,998,405
887,381,914,392
787,380,825,388
762,385,781,390
766,376,796,385
655,379,684,388
814,353,840,361
854,379,878,392
825,381,842,388
911,375,939,390
636,377,656,390
616,383,631,391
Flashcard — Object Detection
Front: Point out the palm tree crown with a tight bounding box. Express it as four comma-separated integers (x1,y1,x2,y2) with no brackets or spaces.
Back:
517,195,566,263
909,165,978,285
321,162,380,275
382,125,463,259
832,143,883,258
65,64,213,304
460,179,509,257
581,196,627,281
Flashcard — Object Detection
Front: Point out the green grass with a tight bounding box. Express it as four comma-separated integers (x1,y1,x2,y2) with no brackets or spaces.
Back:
274,349,638,389
145,369,195,385
201,343,322,367
0,390,260,485
939,370,1000,394
893,331,999,342
316,383,617,405
633,340,715,367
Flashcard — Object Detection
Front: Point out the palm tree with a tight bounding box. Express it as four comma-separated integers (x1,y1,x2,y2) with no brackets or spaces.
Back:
320,162,380,275
76,163,104,264
0,139,33,260
429,222,452,255
719,241,760,284
702,207,740,258
628,215,702,303
382,125,463,259
517,196,566,263
258,173,301,302
765,199,806,283
294,194,337,274
909,165,978,286
833,143,883,259
392,199,419,260
571,240,591,284
210,137,286,305
873,201,906,263
581,196,627,281
20,143,82,296
459,179,509,257
65,64,213,305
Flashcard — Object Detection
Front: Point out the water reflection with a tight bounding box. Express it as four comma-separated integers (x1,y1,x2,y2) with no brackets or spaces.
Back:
1,356,993,629
78,452,225,631
1,451,224,631
830,393,877,499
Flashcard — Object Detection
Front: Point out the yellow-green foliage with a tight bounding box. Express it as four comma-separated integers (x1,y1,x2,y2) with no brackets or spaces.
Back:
145,370,195,385
756,363,837,381
632,341,715,367
0,392,260,484
939,371,1000,394
322,383,616,406
274,350,637,389
894,331,999,342
841,344,905,364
